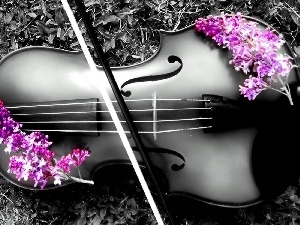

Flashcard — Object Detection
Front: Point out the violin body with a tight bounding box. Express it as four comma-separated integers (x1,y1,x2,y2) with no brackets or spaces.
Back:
0,16,299,208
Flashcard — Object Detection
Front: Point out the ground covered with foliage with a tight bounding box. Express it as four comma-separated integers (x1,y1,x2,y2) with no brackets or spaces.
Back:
0,0,300,224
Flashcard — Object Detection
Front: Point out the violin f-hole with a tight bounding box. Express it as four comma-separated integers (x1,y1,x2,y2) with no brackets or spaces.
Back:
120,55,183,97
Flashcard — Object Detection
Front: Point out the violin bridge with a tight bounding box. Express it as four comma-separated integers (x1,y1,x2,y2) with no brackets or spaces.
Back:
152,92,158,140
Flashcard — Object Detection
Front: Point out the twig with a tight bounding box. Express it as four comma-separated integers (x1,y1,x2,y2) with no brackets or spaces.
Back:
49,216,58,225
64,173,94,185
0,193,13,204
173,8,184,31
140,26,144,44
118,197,129,211
158,0,167,12
269,87,287,96
0,211,4,221
278,76,294,105
284,2,300,20
62,27,71,38
20,17,37,32
76,167,82,179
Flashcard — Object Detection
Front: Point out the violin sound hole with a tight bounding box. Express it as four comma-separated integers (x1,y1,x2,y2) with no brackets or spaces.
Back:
120,55,183,97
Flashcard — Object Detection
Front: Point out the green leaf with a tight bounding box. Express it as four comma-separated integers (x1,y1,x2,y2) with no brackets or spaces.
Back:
70,41,80,48
56,27,61,37
9,21,17,30
48,33,55,44
210,7,221,16
109,207,119,215
99,208,107,220
127,14,133,25
117,7,134,19
35,9,44,16
80,205,87,218
290,12,300,26
92,215,102,225
103,40,112,52
4,13,13,24
4,218,15,225
47,28,57,33
85,0,99,7
55,10,65,27
116,32,128,43
126,198,137,208
40,0,52,18
68,29,74,38
294,46,300,56
103,15,119,25
144,0,157,10
76,217,87,225
131,55,141,59
28,12,37,18
110,38,115,49
106,216,114,223
290,194,299,203
36,21,49,35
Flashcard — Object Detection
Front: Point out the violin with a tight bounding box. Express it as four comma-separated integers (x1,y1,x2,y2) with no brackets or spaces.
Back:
0,15,299,209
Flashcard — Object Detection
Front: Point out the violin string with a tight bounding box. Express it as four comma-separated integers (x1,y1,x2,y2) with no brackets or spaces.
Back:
10,101,213,134
10,107,211,116
23,126,213,134
18,117,213,124
5,98,210,109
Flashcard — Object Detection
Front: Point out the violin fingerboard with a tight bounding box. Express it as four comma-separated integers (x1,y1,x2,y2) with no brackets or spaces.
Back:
7,98,100,136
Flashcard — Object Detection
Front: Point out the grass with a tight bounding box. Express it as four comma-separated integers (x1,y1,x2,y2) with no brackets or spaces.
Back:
0,166,157,224
0,0,300,224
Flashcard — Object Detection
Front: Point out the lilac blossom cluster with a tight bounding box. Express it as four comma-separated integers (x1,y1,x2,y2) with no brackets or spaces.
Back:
195,13,293,103
0,100,91,188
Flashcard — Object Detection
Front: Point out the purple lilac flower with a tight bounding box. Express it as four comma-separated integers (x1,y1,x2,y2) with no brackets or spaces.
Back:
0,101,22,144
3,132,27,153
1,100,91,188
239,76,268,100
231,44,254,73
56,149,90,173
8,155,25,180
195,13,293,102
71,149,90,166
56,155,76,173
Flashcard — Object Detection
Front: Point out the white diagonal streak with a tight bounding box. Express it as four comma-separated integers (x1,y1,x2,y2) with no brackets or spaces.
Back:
60,1,165,224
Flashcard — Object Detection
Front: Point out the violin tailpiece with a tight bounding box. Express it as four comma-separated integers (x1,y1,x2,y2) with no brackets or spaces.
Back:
201,94,270,133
